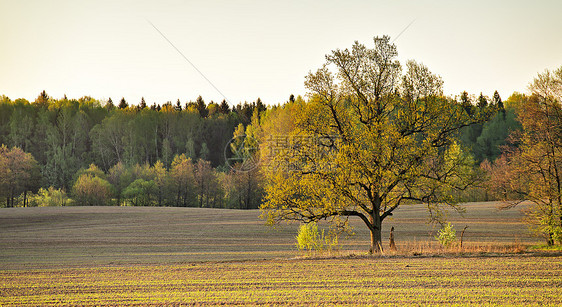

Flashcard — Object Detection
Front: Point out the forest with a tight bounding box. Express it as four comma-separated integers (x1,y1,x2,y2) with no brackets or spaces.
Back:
0,89,519,210
0,93,267,209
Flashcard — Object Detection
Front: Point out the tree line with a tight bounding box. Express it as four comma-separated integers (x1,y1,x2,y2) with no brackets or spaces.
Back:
0,94,265,209
0,87,526,211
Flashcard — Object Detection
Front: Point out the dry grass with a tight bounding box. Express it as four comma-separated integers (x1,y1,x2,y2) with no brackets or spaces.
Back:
386,240,527,256
292,242,529,261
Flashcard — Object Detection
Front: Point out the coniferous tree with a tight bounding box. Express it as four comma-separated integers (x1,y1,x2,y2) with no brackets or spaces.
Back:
477,92,488,108
256,98,266,115
460,91,474,115
196,96,207,118
139,97,147,109
106,97,115,111
118,97,128,109
493,90,505,117
199,142,209,161
35,90,49,107
219,99,230,114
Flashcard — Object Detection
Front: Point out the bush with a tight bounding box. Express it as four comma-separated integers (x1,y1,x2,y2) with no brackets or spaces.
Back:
295,222,338,252
435,222,457,248
72,174,112,206
123,178,157,206
29,187,72,207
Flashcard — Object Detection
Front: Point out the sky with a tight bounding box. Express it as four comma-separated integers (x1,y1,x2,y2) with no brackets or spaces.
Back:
1,0,561,106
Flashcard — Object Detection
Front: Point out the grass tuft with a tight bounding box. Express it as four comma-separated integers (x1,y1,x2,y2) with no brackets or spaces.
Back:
529,244,562,251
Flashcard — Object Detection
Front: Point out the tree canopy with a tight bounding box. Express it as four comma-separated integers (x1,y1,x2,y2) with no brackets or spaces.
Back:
261,36,494,253
485,66,562,245
0,93,268,208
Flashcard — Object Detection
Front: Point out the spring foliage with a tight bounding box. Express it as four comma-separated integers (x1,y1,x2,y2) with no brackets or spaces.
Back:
295,222,339,252
28,187,72,207
435,223,457,247
484,66,562,245
262,35,492,253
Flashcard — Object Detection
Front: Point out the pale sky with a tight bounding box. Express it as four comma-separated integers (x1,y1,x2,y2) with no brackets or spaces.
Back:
1,0,561,106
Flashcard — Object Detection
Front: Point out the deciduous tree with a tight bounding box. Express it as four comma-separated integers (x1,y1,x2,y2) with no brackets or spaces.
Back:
261,36,489,253
169,154,196,206
486,66,562,245
0,145,40,207
107,162,132,206
72,164,112,206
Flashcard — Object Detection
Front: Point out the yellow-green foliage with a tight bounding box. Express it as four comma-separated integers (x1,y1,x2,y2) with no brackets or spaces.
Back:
435,222,457,247
295,222,339,252
28,187,72,207
72,173,112,206
261,36,491,253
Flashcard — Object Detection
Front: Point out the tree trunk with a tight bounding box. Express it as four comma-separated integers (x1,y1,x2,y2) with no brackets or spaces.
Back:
559,215,562,245
9,189,14,208
370,227,383,254
368,196,383,253
246,172,251,210
369,210,383,253
547,232,554,246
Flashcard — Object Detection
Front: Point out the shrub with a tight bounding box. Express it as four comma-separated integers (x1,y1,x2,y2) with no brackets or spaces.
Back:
122,179,157,206
435,222,457,248
29,187,72,207
295,222,338,252
72,174,113,206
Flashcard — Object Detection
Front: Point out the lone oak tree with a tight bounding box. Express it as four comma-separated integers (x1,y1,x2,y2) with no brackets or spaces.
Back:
261,36,491,253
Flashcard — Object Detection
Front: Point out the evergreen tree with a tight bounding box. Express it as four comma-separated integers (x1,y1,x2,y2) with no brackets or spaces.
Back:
475,108,521,162
493,90,505,117
219,99,230,114
35,90,49,107
118,97,128,109
477,92,488,108
196,96,207,118
199,142,209,161
162,138,172,168
185,138,196,160
139,97,147,109
106,98,115,111
460,91,474,115
256,98,266,115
